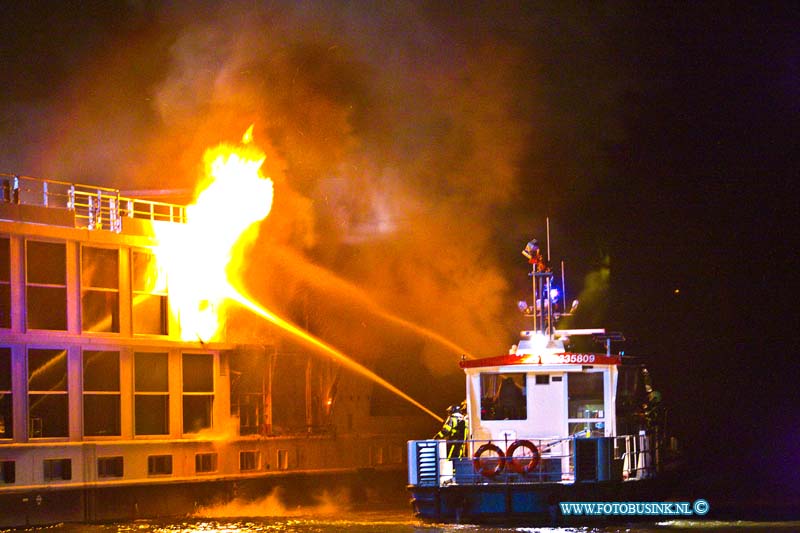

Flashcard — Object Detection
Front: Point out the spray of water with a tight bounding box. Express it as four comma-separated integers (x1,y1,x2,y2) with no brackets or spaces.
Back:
262,245,475,359
226,280,444,423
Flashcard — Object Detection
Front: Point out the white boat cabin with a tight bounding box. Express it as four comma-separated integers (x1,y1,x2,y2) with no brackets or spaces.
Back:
463,329,620,446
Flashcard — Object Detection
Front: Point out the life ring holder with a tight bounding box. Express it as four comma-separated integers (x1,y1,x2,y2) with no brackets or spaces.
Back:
506,439,541,475
472,442,505,477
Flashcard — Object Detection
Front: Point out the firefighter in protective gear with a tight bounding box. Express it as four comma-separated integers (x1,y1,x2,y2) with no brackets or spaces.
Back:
434,402,469,459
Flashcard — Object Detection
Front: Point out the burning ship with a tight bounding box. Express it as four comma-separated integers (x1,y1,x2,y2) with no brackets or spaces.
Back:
0,132,430,527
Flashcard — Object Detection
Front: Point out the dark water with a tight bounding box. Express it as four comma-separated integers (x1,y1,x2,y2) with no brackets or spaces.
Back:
6,507,799,533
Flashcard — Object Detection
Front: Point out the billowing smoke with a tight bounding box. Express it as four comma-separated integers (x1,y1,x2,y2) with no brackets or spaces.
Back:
2,2,627,390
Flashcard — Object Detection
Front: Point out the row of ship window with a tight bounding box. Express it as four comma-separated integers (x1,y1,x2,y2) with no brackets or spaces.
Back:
0,451,265,484
0,237,168,335
0,349,214,439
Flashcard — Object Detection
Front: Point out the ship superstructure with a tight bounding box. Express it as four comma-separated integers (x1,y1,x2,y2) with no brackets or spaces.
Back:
0,173,414,527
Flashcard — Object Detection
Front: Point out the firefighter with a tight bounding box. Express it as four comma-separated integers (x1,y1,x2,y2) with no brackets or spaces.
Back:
435,402,469,459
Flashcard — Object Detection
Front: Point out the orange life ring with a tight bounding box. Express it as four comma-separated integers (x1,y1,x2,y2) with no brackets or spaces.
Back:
472,442,505,477
506,439,540,475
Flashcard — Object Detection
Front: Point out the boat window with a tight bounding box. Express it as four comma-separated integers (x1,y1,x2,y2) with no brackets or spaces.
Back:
231,349,268,435
568,372,604,419
240,450,260,471
0,237,9,328
134,353,169,435
43,458,71,481
25,241,67,330
147,454,172,476
479,373,527,420
131,250,168,335
535,374,550,385
97,456,123,478
195,452,218,473
183,353,213,433
0,347,11,439
81,247,119,333
567,372,606,438
28,348,68,438
83,351,121,437
1,460,14,483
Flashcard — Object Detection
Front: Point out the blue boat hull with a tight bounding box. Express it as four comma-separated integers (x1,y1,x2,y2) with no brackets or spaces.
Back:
409,478,667,524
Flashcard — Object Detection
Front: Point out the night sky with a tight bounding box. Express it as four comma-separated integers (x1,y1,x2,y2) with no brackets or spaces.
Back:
1,1,797,510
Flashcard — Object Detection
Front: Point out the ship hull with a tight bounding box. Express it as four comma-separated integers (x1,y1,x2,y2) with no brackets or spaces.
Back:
0,466,406,527
409,477,668,525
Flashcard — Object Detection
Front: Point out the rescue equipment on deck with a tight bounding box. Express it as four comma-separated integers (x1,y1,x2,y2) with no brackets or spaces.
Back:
472,442,505,477
506,439,541,475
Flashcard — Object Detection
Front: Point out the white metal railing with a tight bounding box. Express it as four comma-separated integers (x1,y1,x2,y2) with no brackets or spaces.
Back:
409,432,657,488
0,173,186,231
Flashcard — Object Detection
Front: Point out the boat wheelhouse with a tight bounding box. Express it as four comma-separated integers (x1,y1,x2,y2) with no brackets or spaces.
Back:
407,246,665,524
0,173,416,527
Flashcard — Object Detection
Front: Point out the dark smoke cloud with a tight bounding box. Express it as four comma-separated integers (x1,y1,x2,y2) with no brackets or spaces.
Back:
1,1,632,382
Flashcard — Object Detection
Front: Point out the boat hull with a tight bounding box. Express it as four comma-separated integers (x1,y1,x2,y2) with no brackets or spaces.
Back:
409,477,668,525
0,467,406,527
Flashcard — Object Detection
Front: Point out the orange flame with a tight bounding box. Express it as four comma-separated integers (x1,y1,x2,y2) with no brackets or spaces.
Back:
155,127,273,341
154,127,442,422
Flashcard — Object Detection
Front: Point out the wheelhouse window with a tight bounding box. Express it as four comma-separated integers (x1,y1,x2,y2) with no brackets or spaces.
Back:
0,347,11,438
479,373,527,420
134,353,169,435
28,348,68,438
182,353,213,433
131,250,168,335
26,241,67,330
81,247,119,333
567,372,606,437
83,351,121,436
0,237,10,328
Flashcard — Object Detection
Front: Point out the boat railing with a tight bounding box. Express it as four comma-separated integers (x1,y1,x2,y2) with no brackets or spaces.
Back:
0,173,187,231
408,432,657,488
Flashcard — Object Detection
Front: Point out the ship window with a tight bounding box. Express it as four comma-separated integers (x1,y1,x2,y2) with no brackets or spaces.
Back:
134,353,169,435
231,350,268,436
147,454,172,476
0,347,11,439
195,452,217,473
240,450,260,471
25,241,67,330
567,372,604,419
535,374,550,385
81,247,119,333
277,449,289,470
0,237,10,328
83,351,121,436
97,456,124,478
567,372,606,438
132,250,168,335
479,373,527,420
1,460,14,483
43,458,71,481
28,349,68,438
182,353,213,433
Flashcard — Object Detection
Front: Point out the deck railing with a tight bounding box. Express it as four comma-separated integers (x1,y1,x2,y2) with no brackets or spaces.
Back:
1,173,186,231
408,432,657,488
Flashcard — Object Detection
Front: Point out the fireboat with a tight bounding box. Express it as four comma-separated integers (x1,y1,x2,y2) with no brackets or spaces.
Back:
406,237,672,524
